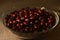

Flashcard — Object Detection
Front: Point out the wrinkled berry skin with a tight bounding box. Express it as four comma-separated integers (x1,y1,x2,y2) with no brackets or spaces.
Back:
5,7,55,33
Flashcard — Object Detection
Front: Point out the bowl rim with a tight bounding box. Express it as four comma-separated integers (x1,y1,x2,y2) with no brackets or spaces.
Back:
49,11,59,30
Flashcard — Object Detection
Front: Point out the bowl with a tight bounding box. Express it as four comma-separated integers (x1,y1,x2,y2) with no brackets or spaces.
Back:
2,7,59,39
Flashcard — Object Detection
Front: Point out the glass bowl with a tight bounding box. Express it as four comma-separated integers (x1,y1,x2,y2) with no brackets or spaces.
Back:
2,7,59,39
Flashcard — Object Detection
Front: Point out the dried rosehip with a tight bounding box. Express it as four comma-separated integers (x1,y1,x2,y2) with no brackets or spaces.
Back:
5,7,55,33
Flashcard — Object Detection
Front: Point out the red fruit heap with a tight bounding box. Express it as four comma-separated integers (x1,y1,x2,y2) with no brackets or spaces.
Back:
5,7,55,33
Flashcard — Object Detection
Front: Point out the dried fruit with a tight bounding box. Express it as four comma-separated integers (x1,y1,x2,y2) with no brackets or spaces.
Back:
5,7,55,33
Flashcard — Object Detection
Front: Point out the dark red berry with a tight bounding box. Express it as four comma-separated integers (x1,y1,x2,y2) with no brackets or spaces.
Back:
5,7,55,33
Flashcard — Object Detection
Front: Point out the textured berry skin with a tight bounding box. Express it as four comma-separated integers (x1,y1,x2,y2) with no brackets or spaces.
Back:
5,7,55,33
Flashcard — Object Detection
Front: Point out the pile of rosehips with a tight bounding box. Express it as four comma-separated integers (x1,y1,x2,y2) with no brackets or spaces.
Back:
5,7,55,33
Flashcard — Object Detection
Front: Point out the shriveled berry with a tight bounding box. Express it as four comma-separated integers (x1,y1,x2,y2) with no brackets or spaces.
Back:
38,9,41,13
13,20,16,24
5,7,55,33
23,21,27,25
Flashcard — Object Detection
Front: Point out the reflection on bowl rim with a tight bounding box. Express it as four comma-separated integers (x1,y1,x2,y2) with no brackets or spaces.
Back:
49,11,59,30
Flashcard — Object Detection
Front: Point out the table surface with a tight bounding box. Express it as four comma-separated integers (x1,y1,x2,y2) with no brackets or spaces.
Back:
0,0,60,40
